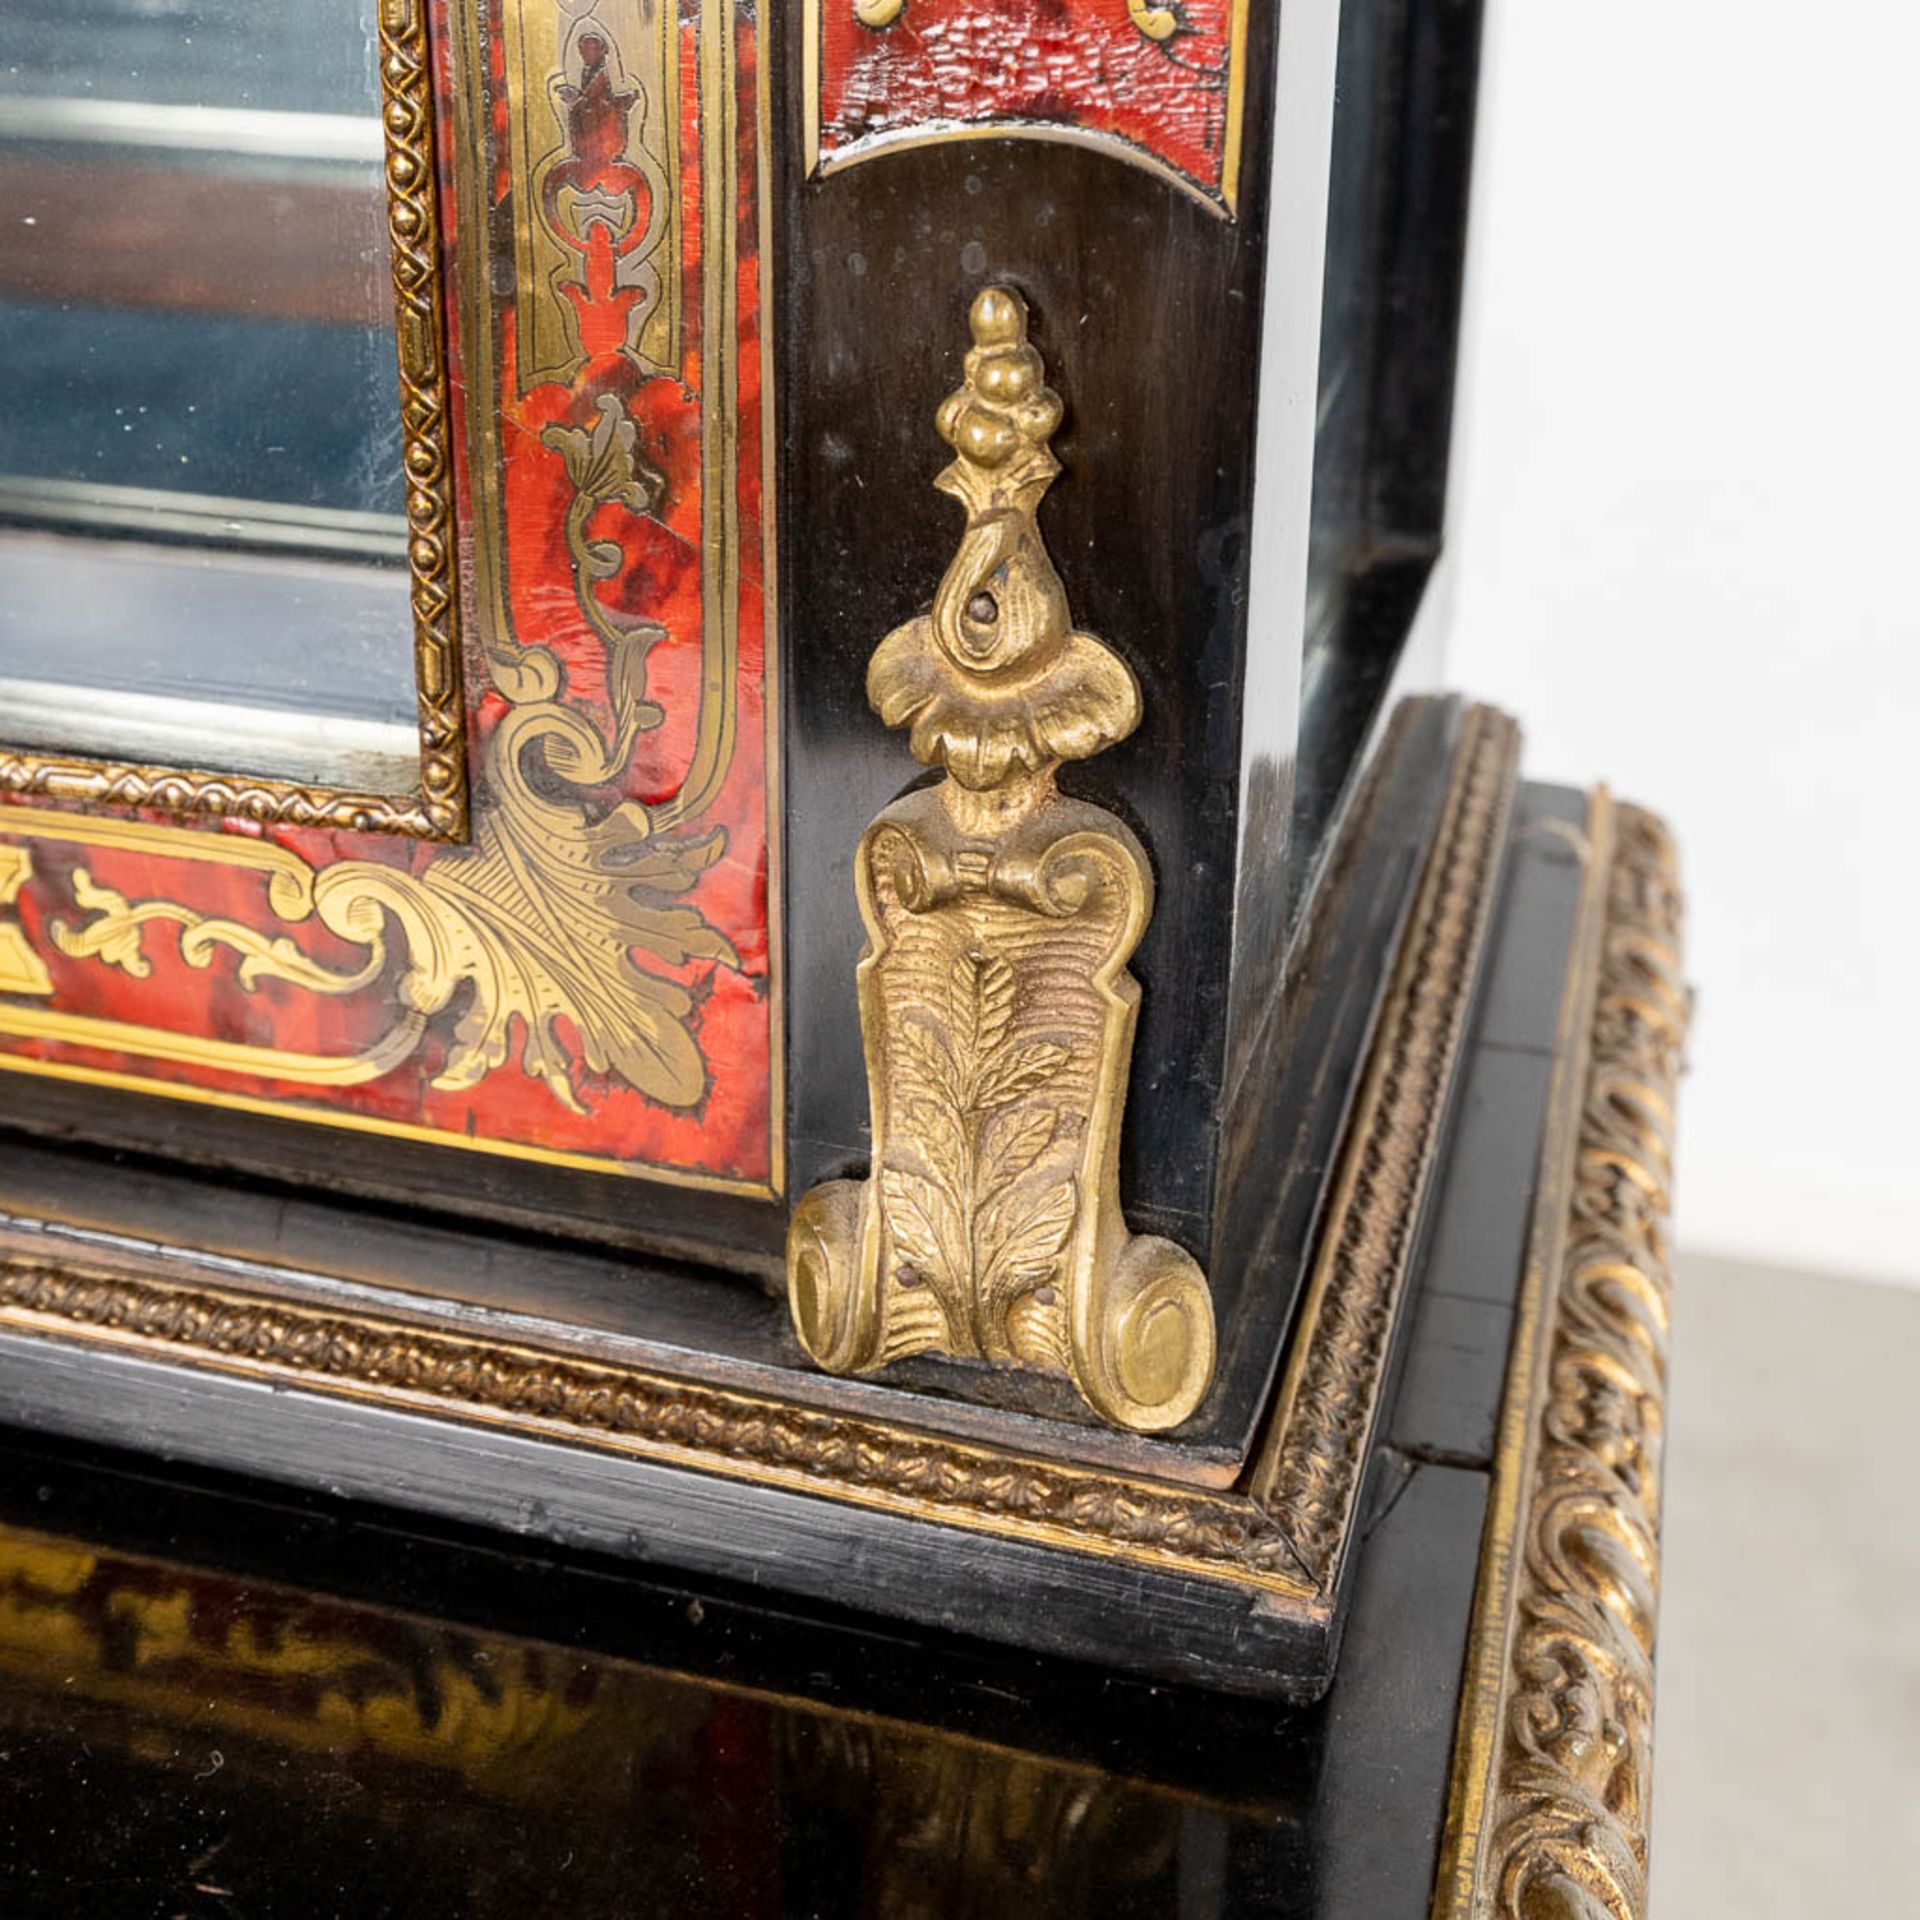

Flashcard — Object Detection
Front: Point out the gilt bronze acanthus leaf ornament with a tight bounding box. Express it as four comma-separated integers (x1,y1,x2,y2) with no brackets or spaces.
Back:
786,288,1215,1433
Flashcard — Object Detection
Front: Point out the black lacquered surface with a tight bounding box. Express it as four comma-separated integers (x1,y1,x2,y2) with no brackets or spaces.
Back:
0,1425,1481,1920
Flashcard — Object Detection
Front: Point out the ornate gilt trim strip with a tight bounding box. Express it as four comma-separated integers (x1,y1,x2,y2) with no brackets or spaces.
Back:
0,0,466,840
1252,704,1521,1587
1434,796,1687,1920
0,1253,1312,1600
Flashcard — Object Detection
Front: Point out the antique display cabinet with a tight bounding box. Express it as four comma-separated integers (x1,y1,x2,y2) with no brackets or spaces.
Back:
0,3,1686,1914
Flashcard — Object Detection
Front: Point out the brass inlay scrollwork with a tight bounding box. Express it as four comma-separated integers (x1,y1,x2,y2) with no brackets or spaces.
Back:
785,288,1214,1433
45,613,740,1111
0,847,52,997
1126,1,1180,42
1434,798,1688,1920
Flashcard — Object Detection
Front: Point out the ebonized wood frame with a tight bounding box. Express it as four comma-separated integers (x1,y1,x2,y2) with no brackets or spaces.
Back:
0,708,1528,1699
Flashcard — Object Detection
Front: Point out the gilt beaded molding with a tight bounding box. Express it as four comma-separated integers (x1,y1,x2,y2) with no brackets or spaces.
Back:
1252,703,1520,1584
0,1253,1313,1596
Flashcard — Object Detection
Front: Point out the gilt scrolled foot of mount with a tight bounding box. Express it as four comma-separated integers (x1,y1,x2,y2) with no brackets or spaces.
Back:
785,288,1216,1434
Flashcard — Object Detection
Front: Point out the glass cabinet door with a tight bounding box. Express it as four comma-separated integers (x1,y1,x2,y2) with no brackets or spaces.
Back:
0,0,419,788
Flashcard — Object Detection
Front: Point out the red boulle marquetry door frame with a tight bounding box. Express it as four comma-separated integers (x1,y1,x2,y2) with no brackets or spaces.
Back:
0,2,780,1200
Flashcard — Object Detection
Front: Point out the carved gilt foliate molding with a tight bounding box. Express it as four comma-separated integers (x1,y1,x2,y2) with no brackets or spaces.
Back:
0,1253,1307,1595
785,289,1215,1434
1435,798,1688,1920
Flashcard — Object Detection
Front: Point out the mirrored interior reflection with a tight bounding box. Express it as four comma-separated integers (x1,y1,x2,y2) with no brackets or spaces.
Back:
0,0,420,788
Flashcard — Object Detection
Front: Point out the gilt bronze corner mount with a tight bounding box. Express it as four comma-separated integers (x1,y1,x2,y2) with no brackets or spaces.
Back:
785,288,1216,1434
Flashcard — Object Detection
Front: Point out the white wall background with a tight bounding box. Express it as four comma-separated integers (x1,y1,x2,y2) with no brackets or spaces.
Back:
1447,3,1920,1286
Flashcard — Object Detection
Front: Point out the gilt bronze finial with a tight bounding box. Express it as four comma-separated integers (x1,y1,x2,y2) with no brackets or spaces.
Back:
786,288,1216,1433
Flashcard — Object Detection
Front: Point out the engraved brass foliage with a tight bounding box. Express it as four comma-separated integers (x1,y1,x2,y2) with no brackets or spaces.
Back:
53,626,738,1112
0,848,52,997
785,289,1215,1433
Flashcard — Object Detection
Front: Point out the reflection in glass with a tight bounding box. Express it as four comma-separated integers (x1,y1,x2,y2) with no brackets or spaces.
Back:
0,0,420,787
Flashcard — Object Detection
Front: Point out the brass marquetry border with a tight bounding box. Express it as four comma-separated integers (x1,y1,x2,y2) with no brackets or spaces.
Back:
1433,796,1687,1920
1251,704,1521,1587
0,0,467,841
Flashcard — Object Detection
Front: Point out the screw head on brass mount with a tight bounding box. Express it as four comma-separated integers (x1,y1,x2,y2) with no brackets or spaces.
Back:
785,287,1217,1434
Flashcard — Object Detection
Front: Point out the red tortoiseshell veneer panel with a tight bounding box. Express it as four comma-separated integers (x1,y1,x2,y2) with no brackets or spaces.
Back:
813,0,1247,210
